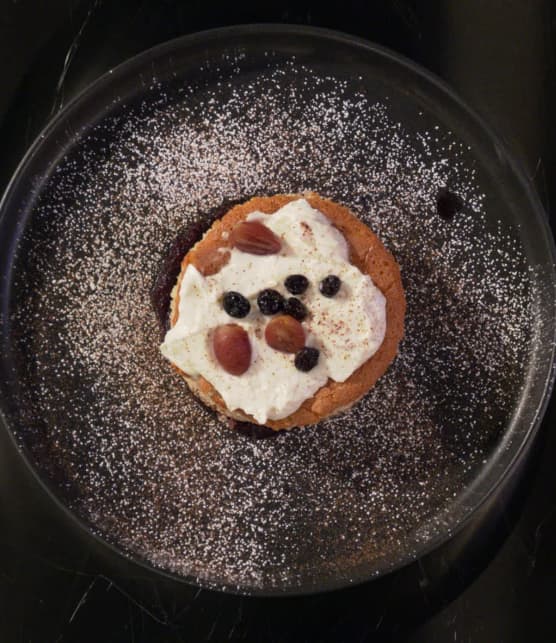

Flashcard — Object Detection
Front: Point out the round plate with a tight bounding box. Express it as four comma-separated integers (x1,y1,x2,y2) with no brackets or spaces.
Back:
0,25,555,595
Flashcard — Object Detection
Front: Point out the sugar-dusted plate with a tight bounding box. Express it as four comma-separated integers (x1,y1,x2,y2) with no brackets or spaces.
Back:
0,25,554,594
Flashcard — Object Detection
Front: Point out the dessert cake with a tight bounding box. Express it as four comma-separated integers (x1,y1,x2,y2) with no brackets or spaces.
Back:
160,193,406,430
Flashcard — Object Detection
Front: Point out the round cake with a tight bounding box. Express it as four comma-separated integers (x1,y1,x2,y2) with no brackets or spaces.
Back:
160,193,406,430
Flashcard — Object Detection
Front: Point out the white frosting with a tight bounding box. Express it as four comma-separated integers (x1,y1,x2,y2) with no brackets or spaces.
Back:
160,199,386,423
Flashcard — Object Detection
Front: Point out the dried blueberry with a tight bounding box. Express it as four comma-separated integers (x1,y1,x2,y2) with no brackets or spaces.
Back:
284,297,308,321
294,347,319,372
285,274,309,295
223,291,250,318
319,275,341,297
257,289,285,315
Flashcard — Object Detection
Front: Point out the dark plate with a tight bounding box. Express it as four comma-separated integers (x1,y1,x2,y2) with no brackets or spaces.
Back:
0,25,554,595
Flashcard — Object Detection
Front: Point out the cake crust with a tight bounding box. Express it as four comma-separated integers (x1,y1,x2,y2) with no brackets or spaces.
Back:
168,193,406,430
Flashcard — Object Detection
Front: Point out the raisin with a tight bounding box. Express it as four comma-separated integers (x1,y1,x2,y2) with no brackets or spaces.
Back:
257,289,285,315
294,347,320,372
284,297,308,321
222,291,250,318
319,275,341,297
285,274,309,295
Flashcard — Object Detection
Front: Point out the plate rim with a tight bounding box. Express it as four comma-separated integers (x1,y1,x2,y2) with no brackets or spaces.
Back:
0,22,555,597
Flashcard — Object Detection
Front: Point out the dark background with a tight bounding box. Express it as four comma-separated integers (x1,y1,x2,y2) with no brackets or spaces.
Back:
0,1,555,641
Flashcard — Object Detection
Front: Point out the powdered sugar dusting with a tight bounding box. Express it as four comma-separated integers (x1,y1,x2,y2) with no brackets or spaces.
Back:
7,56,537,591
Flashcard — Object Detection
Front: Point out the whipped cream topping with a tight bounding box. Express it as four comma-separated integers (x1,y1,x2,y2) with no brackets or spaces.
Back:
160,199,386,423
